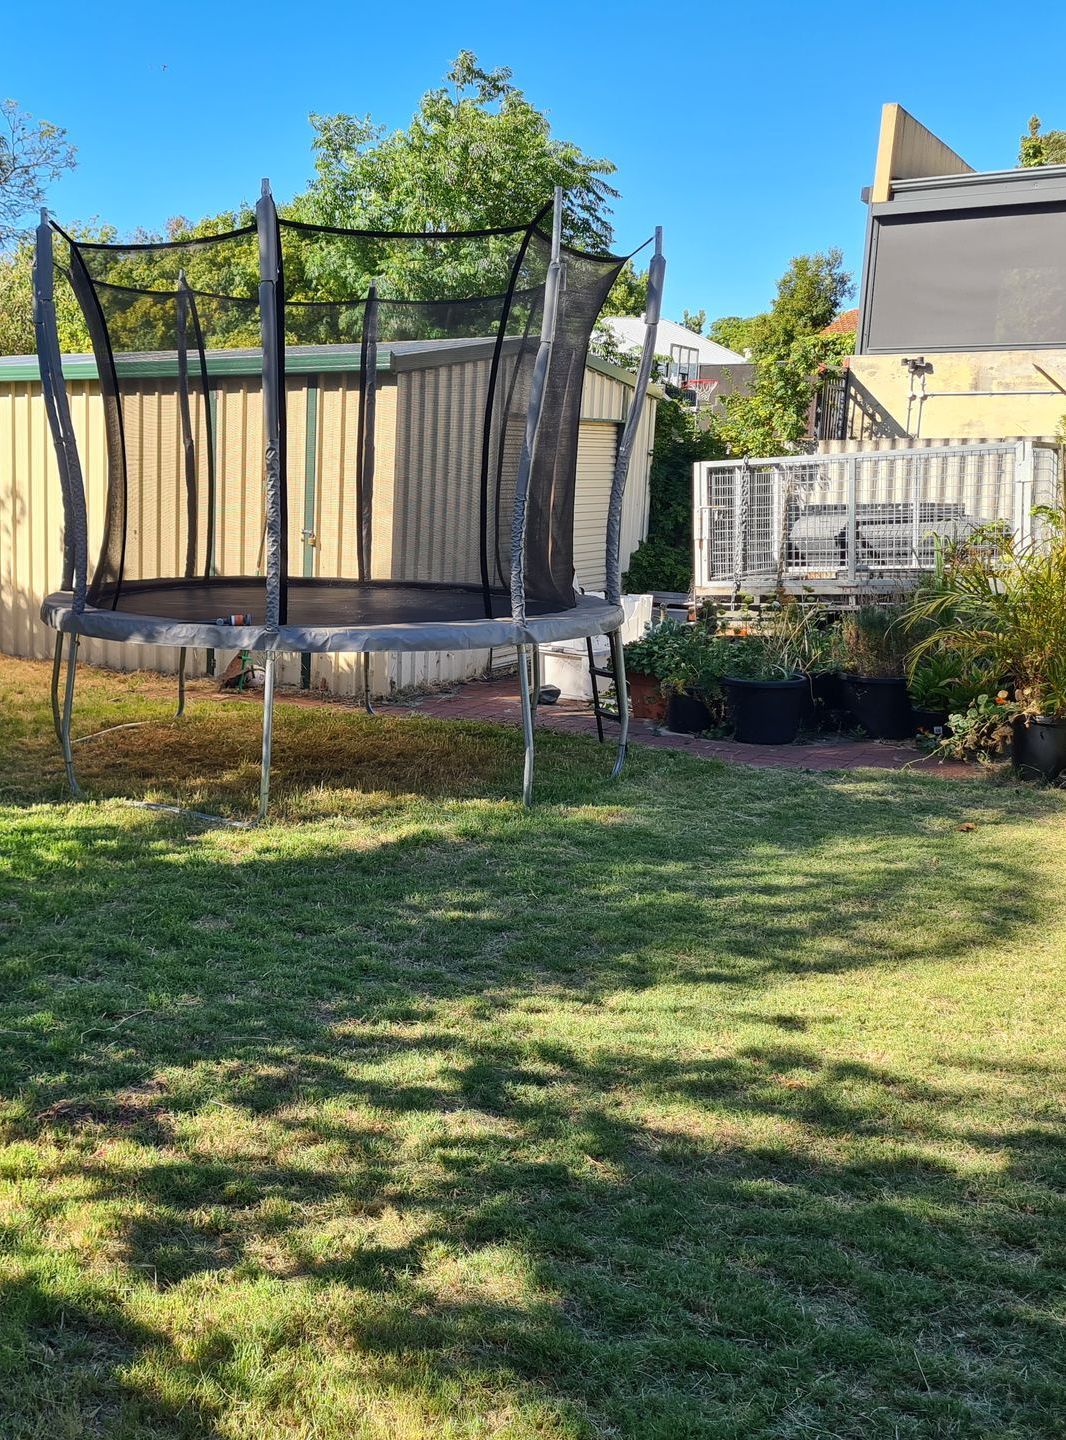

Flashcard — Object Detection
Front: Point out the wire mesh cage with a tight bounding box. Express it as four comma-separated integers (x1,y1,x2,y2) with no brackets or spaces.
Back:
694,442,1061,598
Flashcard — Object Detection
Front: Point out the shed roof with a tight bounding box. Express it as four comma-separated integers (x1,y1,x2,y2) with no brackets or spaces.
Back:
0,339,661,391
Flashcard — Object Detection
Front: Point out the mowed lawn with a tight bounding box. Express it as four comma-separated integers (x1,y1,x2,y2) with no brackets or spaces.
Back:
0,654,1064,1440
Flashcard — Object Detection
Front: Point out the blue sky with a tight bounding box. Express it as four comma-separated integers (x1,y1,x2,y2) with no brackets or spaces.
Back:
8,1,1066,320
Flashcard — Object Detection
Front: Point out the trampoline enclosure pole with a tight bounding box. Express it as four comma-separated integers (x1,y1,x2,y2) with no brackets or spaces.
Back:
517,643,536,806
60,631,83,799
259,650,277,823
34,212,89,610
608,628,630,780
257,180,286,628
605,226,665,607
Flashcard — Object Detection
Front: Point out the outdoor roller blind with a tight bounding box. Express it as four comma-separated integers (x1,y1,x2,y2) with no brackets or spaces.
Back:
865,203,1066,351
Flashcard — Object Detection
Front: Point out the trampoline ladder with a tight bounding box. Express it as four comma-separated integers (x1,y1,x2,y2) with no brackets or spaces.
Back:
585,637,623,745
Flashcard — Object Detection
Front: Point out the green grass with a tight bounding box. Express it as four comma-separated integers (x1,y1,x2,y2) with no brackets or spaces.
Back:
0,653,1064,1438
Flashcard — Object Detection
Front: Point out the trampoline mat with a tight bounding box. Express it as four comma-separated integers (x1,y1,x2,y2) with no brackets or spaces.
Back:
96,578,561,626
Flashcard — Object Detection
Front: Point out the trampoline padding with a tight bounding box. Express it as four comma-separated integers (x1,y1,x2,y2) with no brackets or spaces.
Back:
41,585,624,654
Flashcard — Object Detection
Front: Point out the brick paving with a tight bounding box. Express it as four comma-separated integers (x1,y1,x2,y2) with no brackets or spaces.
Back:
374,677,974,778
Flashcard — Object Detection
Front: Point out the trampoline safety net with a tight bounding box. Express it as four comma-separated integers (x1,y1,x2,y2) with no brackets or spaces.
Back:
45,197,627,631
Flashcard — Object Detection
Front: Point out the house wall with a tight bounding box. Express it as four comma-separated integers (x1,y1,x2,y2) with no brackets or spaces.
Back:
847,350,1066,441
870,103,973,203
0,362,655,696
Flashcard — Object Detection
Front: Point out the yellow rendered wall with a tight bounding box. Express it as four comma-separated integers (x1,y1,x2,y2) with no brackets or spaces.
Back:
847,351,1066,441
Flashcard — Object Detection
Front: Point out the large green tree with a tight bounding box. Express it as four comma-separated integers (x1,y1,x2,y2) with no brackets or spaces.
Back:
0,55,640,354
711,249,854,456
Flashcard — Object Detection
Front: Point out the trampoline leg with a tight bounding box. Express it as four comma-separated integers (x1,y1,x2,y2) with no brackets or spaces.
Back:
175,647,187,718
517,643,536,807
608,628,630,781
530,642,541,719
362,653,375,716
258,651,277,824
50,631,65,743
59,631,83,799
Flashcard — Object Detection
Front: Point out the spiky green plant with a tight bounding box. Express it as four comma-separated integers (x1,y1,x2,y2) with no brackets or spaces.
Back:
905,518,1066,716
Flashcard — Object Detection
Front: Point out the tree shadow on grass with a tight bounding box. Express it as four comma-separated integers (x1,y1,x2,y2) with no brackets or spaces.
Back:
1,726,1065,1434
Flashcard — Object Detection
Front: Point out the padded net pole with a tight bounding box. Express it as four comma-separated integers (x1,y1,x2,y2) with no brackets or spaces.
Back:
257,180,287,627
510,188,565,624
33,214,89,609
356,282,378,581
175,274,198,579
606,226,665,606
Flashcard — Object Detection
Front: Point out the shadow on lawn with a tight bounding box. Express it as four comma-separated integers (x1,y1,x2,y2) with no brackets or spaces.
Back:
2,744,1065,1434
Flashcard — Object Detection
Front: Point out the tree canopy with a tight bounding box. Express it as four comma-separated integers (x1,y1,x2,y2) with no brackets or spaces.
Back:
1019,116,1066,168
711,248,854,457
1,100,76,250
0,55,638,355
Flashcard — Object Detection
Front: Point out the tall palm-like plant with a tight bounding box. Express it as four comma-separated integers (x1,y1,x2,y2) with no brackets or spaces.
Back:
905,518,1066,717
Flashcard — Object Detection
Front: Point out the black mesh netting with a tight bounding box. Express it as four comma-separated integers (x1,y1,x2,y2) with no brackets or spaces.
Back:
55,211,623,627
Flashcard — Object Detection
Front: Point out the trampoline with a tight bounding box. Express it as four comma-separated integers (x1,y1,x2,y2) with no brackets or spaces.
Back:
34,184,664,815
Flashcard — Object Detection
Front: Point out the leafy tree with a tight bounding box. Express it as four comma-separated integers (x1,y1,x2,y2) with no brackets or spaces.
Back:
290,52,617,248
680,308,706,336
1019,116,1066,168
711,249,854,456
1,100,76,249
1,55,631,354
624,394,724,593
605,259,648,317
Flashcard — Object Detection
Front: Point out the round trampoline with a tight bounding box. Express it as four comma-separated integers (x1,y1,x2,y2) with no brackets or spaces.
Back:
33,184,664,815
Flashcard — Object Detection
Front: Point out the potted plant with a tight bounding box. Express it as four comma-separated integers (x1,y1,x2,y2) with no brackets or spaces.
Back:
837,605,914,739
907,647,996,736
623,620,713,728
906,517,1066,780
718,605,818,745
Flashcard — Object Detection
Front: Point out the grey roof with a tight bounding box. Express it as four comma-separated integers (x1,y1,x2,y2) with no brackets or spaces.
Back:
600,315,748,366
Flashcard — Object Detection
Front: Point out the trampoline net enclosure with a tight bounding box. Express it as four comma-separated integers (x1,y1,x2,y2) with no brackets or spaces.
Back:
44,195,629,633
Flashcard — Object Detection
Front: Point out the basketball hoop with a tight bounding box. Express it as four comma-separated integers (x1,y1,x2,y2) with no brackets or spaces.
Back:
686,377,720,408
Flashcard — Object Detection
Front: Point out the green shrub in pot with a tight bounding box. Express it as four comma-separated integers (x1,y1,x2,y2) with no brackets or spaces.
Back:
905,515,1066,777
833,604,915,739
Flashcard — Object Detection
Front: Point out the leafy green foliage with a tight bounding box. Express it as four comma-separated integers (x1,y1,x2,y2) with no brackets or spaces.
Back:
905,519,1066,717
680,307,705,335
836,606,910,679
712,250,854,457
909,647,998,713
1019,115,1066,167
623,395,724,592
291,53,617,248
604,259,648,318
1,99,76,249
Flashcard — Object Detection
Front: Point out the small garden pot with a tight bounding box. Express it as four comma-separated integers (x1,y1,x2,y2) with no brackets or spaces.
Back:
841,675,914,740
1012,716,1066,782
723,675,807,745
666,687,712,735
628,671,667,724
911,706,950,737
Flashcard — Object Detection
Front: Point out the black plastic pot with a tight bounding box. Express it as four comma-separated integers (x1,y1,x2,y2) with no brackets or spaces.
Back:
666,687,712,735
1012,716,1066,781
911,706,949,736
807,670,846,731
841,675,914,740
723,675,807,745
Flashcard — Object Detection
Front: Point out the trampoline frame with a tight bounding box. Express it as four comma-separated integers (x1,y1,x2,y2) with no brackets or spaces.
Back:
34,187,665,817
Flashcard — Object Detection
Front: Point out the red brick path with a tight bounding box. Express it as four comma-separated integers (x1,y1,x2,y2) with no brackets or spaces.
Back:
376,677,973,777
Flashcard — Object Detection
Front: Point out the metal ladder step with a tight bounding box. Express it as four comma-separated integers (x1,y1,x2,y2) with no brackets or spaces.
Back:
585,638,624,743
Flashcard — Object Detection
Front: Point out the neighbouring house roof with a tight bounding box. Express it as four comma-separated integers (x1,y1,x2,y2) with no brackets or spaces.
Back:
822,308,859,335
600,315,748,366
